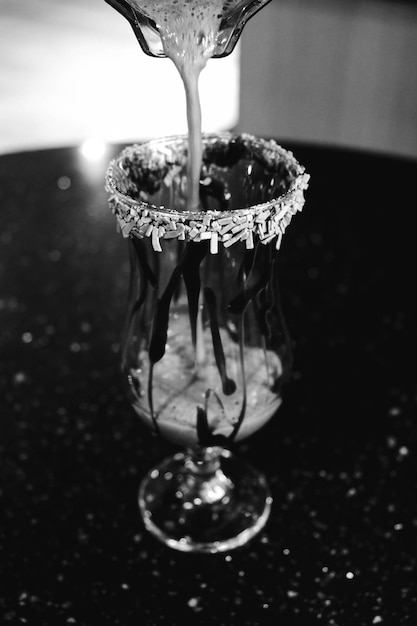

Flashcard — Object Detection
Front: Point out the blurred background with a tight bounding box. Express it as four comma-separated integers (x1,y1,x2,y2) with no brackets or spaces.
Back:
1,0,416,158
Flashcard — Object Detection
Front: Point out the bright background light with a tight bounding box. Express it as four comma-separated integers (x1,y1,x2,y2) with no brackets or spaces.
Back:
0,0,240,154
79,137,107,161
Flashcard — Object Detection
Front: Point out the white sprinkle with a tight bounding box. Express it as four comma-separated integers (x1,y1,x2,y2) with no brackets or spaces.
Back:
255,210,270,223
164,229,180,239
218,216,233,226
274,206,288,220
121,222,134,238
245,229,254,249
210,231,218,254
151,227,162,252
223,232,243,248
219,221,235,236
260,233,275,244
346,571,354,580
232,222,248,234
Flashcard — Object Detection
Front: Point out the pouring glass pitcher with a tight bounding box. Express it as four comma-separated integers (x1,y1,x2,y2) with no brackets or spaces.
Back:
105,0,271,58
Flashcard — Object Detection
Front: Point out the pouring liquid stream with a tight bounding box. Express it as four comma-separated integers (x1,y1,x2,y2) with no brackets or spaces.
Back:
122,0,261,211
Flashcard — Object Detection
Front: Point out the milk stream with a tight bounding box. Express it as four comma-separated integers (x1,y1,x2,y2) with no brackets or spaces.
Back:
130,1,245,210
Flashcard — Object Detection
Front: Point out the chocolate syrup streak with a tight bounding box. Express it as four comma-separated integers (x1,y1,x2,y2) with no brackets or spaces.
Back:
129,236,277,444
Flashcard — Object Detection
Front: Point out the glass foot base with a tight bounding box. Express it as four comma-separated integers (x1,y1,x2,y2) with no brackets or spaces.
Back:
138,447,272,553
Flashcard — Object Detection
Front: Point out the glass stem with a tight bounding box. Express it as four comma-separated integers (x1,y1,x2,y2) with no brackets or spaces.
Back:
181,446,233,506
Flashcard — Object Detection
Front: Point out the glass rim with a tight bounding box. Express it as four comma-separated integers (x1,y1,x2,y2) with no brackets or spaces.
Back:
105,132,310,252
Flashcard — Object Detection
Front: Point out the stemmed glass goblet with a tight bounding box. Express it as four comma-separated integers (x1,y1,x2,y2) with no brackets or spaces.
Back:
106,132,309,552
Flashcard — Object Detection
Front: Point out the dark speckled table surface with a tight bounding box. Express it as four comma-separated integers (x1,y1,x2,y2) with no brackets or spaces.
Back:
0,142,416,625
